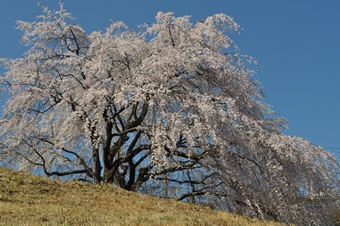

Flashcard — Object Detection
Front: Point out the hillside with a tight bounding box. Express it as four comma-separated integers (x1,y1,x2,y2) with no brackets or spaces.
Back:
0,167,279,225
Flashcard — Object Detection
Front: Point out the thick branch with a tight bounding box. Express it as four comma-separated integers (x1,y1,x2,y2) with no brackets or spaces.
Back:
177,191,206,201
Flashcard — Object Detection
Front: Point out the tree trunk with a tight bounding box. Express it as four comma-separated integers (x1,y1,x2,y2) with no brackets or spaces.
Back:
93,147,102,184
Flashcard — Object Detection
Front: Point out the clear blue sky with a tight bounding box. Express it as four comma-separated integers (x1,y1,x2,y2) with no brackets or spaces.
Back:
1,0,339,159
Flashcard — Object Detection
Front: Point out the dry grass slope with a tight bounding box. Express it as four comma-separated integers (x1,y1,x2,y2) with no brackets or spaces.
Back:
0,167,280,225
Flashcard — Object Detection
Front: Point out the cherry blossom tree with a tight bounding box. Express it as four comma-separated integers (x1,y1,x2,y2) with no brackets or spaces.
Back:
0,3,339,224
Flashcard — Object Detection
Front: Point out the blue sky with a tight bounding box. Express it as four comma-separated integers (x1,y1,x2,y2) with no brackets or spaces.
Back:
1,0,340,159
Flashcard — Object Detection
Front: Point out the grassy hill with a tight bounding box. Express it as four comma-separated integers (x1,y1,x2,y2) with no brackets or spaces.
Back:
0,167,280,225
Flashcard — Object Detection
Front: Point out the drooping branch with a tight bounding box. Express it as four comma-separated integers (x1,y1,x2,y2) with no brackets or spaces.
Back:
22,139,91,178
32,137,94,178
177,191,206,201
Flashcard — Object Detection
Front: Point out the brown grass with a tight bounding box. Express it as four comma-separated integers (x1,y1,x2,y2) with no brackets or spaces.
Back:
0,167,280,225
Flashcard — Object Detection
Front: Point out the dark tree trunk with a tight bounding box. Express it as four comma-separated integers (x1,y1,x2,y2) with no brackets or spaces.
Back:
93,147,102,184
